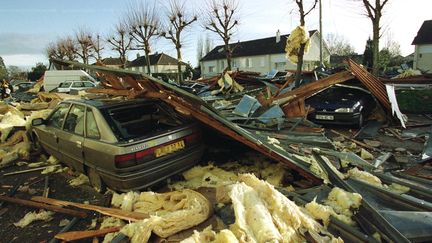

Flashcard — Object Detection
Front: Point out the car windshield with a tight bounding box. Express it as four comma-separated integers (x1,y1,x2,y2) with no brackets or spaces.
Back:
101,102,186,141
59,82,71,88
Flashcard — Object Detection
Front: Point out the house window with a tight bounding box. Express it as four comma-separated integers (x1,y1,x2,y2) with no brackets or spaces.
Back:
209,66,215,72
232,60,238,68
240,58,246,68
139,66,143,72
419,54,423,58
274,62,286,70
246,58,252,68
260,57,265,67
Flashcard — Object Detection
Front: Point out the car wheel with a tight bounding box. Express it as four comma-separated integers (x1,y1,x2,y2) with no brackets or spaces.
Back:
357,113,364,128
31,133,44,154
87,166,106,193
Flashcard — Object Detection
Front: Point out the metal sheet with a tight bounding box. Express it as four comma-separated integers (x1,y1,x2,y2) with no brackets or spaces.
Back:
422,127,432,159
379,211,432,242
232,95,261,117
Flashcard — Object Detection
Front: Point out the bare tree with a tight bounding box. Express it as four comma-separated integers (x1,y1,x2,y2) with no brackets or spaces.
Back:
46,36,77,61
107,22,133,68
361,0,390,75
326,33,356,56
383,31,401,57
203,0,240,71
126,1,161,75
61,36,78,61
75,28,95,64
46,41,66,60
196,34,214,64
92,33,104,61
196,36,204,64
292,0,318,85
204,34,213,54
161,0,197,83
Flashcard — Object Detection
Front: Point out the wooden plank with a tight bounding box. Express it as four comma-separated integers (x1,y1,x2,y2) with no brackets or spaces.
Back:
273,71,355,105
282,98,306,118
330,129,380,152
55,226,122,241
31,196,148,221
3,166,51,176
0,195,87,218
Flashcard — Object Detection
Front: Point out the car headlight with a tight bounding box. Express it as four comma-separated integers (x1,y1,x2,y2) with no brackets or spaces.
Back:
335,107,354,113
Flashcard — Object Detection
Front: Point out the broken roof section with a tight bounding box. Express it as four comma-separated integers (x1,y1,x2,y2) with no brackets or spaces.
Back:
50,58,322,184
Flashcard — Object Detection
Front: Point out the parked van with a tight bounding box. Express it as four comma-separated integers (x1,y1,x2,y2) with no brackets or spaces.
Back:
43,70,97,92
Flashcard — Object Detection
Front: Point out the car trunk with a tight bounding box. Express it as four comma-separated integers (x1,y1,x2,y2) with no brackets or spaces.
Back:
102,101,188,142
99,101,202,173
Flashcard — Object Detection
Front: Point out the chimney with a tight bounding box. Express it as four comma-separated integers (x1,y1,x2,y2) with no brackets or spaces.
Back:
276,29,280,43
136,53,140,58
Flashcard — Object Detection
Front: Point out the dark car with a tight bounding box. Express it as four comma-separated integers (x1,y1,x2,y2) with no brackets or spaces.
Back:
305,84,376,127
14,82,34,92
31,98,204,192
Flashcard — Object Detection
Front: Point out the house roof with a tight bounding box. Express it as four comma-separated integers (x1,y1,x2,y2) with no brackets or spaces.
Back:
201,30,317,61
412,20,432,45
101,57,126,66
127,53,186,67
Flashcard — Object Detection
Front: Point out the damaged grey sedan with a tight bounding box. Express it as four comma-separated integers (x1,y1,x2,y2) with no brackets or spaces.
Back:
30,99,204,192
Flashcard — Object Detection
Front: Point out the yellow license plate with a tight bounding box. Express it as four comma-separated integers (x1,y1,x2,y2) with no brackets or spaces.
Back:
155,140,185,158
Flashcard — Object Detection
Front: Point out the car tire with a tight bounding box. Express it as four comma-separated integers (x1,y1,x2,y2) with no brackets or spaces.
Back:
87,166,106,193
31,133,45,154
357,113,364,128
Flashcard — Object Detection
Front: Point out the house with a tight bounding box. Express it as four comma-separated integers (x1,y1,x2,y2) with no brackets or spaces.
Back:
412,20,432,73
101,57,127,69
126,52,187,74
200,30,330,76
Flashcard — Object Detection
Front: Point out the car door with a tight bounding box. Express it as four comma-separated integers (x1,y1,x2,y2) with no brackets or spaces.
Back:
82,107,113,171
57,104,86,172
72,81,85,91
37,103,71,160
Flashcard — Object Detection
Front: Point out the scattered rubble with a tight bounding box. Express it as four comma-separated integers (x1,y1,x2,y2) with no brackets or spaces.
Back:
13,210,54,228
1,58,431,242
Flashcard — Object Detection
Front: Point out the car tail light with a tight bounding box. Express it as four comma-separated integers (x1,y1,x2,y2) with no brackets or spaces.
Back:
115,132,200,168
115,153,136,168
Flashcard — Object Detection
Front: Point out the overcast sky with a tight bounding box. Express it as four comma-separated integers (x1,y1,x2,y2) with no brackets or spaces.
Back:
0,0,430,69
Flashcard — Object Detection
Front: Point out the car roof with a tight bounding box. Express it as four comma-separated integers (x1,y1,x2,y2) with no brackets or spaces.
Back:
61,98,153,109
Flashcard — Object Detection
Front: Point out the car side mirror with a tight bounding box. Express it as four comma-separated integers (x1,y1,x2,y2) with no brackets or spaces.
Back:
32,118,45,126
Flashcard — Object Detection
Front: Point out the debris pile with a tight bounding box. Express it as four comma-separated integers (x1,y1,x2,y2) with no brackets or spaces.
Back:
1,58,431,242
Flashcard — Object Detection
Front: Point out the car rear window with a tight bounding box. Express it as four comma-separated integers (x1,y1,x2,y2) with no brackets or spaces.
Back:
102,102,186,141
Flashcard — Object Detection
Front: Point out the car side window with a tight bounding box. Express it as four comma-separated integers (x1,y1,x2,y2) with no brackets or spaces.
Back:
63,104,85,135
47,103,70,128
84,82,94,87
86,108,100,139
59,82,71,88
72,82,83,88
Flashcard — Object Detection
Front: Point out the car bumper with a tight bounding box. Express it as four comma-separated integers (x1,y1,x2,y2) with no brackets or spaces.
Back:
308,111,361,125
98,144,205,192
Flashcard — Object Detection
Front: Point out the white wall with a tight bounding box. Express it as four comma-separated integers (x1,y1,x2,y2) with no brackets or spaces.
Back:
414,44,432,73
200,31,331,76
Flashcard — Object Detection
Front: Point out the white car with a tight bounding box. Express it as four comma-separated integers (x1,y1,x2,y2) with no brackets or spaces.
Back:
57,81,97,93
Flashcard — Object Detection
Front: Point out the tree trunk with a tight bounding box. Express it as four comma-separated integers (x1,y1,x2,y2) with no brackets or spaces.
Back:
176,47,183,84
295,43,306,88
372,19,380,75
144,49,151,75
225,42,232,71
